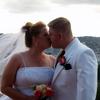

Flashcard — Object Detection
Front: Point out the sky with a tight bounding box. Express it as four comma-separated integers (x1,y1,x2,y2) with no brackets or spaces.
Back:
0,0,100,37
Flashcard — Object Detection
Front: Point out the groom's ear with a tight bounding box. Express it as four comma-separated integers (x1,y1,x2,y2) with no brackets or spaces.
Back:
58,33,64,41
58,33,62,40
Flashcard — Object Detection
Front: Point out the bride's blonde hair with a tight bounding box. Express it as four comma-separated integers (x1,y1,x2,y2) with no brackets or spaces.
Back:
22,21,46,48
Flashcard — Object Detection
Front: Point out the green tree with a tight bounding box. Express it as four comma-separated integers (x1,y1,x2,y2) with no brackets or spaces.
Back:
96,64,100,100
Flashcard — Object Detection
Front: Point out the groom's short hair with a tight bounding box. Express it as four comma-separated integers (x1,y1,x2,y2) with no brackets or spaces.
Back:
48,17,72,34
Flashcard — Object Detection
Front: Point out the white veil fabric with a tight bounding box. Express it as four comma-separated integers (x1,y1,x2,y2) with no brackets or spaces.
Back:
0,33,27,76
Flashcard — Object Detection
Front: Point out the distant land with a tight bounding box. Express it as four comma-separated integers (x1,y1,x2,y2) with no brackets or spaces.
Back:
0,33,3,35
78,36,100,63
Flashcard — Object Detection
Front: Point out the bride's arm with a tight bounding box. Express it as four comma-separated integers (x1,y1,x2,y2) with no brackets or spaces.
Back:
0,54,37,100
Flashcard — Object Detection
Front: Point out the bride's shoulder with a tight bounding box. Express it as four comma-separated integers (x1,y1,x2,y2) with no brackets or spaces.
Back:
12,51,27,57
45,53,56,60
9,52,26,63
47,54,56,67
49,55,56,61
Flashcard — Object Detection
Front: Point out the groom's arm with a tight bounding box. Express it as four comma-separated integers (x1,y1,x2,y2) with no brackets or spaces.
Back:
76,49,98,100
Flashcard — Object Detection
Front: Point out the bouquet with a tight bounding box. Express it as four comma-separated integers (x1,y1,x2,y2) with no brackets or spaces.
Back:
32,84,53,100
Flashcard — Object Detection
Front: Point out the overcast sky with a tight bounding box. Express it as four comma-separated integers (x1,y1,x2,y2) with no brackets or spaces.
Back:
0,0,100,13
0,0,100,36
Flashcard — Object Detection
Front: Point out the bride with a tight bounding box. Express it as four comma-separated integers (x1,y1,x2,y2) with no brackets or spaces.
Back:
0,21,56,100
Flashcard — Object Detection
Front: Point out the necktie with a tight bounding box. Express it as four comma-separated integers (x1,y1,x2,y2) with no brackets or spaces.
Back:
55,50,65,68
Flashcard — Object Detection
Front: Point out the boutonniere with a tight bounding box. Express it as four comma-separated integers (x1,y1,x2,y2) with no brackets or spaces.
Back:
58,56,72,70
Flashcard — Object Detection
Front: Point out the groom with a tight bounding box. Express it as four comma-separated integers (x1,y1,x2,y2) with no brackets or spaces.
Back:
48,17,98,100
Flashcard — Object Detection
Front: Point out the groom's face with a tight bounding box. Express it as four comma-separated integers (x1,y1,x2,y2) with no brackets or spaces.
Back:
49,28,60,48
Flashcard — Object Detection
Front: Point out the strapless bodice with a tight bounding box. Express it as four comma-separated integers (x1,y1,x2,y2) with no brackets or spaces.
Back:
14,67,54,96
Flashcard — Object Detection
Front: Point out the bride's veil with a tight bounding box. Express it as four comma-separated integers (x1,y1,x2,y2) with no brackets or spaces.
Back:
0,32,27,76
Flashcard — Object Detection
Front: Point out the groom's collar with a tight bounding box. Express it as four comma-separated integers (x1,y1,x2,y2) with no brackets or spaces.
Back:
64,37,80,52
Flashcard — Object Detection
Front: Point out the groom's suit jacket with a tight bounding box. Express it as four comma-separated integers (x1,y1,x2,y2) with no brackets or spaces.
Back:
51,38,98,100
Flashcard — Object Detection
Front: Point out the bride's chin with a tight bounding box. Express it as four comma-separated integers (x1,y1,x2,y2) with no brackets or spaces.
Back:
44,45,51,49
48,43,52,48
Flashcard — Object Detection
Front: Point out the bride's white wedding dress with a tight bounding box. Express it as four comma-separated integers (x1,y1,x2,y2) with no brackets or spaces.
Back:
0,66,54,100
0,33,54,100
